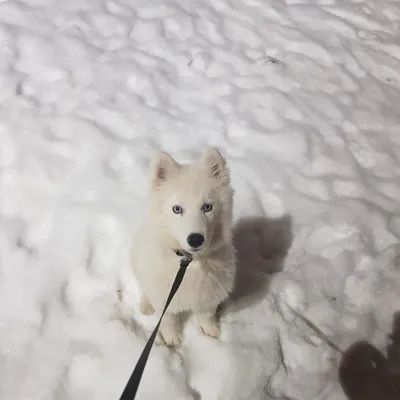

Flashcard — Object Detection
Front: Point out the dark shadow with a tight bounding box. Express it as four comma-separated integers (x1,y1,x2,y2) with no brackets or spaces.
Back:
339,312,400,400
222,214,293,313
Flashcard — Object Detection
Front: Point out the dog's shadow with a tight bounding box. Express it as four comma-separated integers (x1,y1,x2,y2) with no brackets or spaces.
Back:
222,214,293,313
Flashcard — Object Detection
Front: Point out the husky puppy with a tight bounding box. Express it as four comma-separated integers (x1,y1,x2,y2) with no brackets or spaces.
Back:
132,148,236,347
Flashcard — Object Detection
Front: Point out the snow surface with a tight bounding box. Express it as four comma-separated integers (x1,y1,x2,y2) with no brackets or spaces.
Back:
1,0,400,399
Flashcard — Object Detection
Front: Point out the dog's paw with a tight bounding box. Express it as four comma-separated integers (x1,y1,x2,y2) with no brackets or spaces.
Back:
161,331,182,348
140,295,155,316
200,320,221,339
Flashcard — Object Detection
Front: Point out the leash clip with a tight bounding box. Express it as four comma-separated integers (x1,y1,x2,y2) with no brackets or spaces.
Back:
174,249,193,267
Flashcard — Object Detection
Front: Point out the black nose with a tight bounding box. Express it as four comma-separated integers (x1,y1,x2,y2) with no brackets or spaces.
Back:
187,233,205,248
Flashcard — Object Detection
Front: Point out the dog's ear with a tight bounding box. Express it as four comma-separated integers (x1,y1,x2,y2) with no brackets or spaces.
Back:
202,148,229,185
150,151,179,188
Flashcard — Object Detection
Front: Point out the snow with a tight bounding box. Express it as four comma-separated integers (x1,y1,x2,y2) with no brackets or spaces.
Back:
1,0,400,399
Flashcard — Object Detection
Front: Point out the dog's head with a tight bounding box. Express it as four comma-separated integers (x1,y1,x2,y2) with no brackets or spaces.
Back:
148,148,233,255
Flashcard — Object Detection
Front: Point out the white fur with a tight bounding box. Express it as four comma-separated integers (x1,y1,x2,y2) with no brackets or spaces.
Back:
131,148,236,347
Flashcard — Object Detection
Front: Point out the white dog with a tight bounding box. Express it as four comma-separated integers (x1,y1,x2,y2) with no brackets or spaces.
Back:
131,148,236,347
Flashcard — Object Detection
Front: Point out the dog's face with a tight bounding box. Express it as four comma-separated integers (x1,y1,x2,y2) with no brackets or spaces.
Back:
148,148,233,254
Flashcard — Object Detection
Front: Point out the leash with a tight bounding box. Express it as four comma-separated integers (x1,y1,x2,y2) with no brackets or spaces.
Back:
119,250,193,400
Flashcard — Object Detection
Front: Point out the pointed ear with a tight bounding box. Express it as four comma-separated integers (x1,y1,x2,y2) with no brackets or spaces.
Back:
150,151,179,188
202,148,229,184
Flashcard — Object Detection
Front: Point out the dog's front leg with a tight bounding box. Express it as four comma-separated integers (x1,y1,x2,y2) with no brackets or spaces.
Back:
160,313,181,348
196,310,220,339
139,293,155,316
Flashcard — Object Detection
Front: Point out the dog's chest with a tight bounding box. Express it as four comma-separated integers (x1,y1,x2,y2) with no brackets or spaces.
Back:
165,259,233,313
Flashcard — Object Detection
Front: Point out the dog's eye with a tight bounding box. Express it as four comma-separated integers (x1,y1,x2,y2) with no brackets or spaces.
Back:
172,205,183,214
202,203,213,212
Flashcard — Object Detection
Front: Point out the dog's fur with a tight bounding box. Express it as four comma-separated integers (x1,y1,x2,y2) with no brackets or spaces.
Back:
131,148,236,347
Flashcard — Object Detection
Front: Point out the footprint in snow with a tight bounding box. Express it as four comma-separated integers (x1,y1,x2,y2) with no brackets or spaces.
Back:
60,215,123,316
86,214,123,276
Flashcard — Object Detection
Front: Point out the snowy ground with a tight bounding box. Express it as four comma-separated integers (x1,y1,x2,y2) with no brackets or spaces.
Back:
1,0,400,399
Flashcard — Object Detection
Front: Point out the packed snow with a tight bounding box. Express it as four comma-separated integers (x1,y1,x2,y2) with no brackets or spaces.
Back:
1,0,400,399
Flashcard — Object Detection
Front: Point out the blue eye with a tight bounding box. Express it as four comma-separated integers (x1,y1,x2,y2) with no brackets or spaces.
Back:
202,203,213,212
172,205,183,214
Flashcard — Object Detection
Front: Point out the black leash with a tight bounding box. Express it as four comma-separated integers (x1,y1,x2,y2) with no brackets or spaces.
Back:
119,250,193,400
